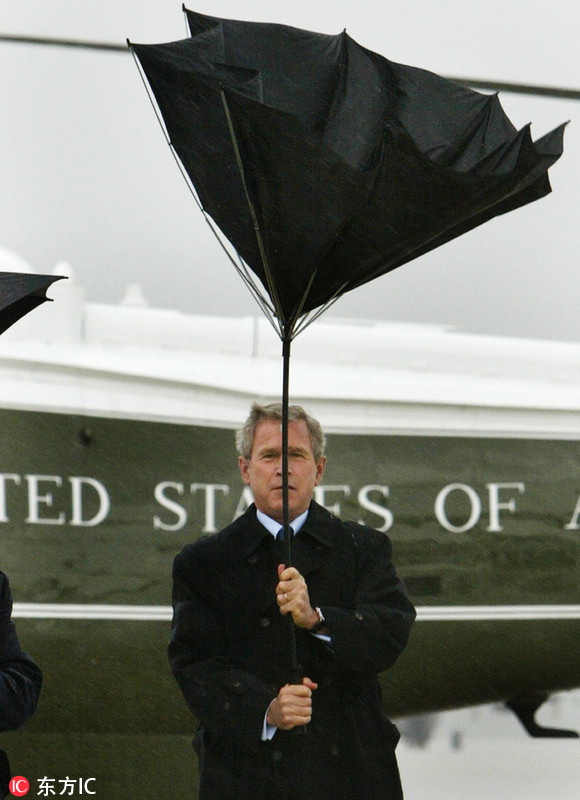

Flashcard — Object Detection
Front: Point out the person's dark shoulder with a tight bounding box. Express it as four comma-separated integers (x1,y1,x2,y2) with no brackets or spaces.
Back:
310,501,393,557
343,519,391,545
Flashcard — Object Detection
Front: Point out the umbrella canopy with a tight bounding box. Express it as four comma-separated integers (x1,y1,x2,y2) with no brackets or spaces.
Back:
131,8,565,333
130,8,564,681
0,272,65,335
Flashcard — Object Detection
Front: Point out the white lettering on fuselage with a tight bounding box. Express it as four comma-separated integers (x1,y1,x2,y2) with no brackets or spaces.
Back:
0,472,578,536
435,482,526,534
357,485,394,532
0,473,110,527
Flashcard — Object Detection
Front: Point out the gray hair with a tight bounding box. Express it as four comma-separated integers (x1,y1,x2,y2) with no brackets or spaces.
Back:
235,402,326,461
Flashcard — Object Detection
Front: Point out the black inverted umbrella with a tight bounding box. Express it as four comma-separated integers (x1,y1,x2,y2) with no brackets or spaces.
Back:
131,9,565,327
130,8,565,675
0,272,65,335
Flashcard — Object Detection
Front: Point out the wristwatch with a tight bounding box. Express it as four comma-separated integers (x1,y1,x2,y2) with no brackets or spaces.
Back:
310,606,326,633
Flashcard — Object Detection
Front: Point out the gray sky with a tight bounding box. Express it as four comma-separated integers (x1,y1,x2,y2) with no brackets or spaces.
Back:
0,1,578,341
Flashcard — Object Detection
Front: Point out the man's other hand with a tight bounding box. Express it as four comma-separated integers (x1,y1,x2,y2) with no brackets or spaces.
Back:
266,677,318,730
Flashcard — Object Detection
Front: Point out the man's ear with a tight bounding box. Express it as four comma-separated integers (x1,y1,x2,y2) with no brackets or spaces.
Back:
238,455,251,485
315,456,326,485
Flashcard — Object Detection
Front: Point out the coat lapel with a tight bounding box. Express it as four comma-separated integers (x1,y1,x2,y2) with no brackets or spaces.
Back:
231,506,281,615
291,501,336,577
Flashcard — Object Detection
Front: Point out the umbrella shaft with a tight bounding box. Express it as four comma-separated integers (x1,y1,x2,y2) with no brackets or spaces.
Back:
282,333,292,566
281,332,301,680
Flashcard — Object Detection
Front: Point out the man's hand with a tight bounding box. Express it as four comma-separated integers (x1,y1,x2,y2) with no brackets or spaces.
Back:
276,564,320,630
266,677,318,730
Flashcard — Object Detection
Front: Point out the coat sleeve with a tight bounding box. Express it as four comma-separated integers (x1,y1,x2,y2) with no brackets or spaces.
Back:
168,544,276,751
316,525,416,673
0,573,42,732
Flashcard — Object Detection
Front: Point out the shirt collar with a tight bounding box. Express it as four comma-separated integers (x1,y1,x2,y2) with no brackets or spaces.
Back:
256,508,309,537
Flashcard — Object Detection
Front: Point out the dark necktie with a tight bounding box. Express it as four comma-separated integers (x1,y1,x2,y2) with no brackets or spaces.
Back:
276,527,293,541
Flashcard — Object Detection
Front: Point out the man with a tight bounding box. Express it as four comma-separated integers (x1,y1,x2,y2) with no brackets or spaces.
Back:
169,403,415,800
0,570,42,797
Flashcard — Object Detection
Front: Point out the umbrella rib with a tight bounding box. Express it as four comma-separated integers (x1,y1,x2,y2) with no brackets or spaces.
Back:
131,46,279,329
130,46,176,150
234,252,276,313
233,256,281,333
188,206,281,333
219,88,285,328
131,45,209,217
157,141,278,322
234,254,278,315
131,46,212,220
287,269,319,339
196,203,279,328
293,282,350,337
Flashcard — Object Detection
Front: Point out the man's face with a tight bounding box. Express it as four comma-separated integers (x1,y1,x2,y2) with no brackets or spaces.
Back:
239,419,326,523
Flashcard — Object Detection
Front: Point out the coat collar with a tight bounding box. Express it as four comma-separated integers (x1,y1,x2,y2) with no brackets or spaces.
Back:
230,505,271,559
299,501,338,550
232,501,337,560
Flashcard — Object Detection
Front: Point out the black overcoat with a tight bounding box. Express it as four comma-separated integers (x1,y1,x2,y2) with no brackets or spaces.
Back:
169,501,416,800
0,571,43,797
